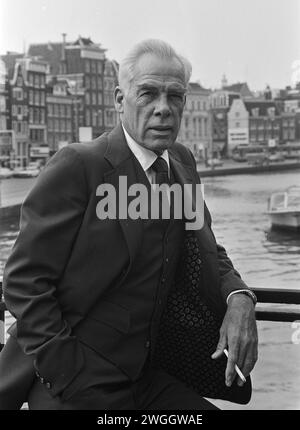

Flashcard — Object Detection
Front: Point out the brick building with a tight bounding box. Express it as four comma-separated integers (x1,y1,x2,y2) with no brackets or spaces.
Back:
29,36,119,139
46,78,73,153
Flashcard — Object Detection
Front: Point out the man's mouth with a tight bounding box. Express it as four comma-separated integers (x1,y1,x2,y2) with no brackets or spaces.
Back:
149,126,173,132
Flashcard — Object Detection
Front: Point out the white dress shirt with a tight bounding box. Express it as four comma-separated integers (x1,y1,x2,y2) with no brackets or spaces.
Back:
122,124,170,186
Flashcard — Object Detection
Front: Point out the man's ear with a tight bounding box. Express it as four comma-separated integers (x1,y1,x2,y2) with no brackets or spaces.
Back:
114,86,124,113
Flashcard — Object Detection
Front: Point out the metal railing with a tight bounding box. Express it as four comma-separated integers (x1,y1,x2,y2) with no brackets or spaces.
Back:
1,282,300,352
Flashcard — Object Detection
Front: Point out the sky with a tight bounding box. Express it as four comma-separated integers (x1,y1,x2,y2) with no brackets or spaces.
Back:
0,0,300,91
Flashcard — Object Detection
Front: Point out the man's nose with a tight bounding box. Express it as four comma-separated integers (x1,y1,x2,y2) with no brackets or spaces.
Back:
153,94,171,117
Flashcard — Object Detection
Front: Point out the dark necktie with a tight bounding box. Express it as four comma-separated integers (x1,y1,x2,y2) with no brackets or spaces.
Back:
151,156,170,186
151,156,171,225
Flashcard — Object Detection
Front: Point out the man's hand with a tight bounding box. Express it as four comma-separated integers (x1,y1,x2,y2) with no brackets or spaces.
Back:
211,294,258,387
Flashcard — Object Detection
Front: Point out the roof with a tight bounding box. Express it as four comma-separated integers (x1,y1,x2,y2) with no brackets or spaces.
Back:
73,36,95,47
28,43,65,75
188,82,210,93
223,82,252,96
1,52,24,79
244,100,280,116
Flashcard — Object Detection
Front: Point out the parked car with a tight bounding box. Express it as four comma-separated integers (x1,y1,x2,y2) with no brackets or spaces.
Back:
267,153,285,162
13,163,41,178
0,167,14,179
207,158,223,167
232,154,247,162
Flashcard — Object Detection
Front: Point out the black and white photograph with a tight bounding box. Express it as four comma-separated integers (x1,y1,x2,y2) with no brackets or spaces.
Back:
0,0,299,413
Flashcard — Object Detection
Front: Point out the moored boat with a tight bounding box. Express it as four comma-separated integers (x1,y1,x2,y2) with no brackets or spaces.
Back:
267,186,300,230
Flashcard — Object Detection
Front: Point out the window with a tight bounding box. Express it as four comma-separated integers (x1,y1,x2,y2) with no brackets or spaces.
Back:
97,78,103,89
97,62,102,74
91,61,96,74
92,110,97,127
91,77,96,90
55,119,59,131
236,122,240,128
34,92,39,105
85,76,90,89
85,60,90,73
92,92,97,105
235,112,240,117
105,109,115,127
29,108,33,123
34,75,39,87
40,93,45,106
34,108,39,123
98,92,103,104
85,92,90,105
29,90,33,104
40,75,45,88
48,104,53,116
98,109,103,126
198,118,202,136
13,88,23,100
60,105,65,116
54,104,59,116
41,110,45,124
66,106,71,117
85,109,90,126
28,74,34,85
17,106,22,115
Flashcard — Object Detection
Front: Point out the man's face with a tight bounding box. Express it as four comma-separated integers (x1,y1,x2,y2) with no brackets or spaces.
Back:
116,53,186,152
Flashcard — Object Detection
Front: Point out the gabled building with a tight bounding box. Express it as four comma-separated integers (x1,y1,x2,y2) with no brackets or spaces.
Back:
28,35,118,139
103,59,119,132
0,59,11,165
210,90,240,156
1,53,49,166
245,100,281,145
178,82,211,159
227,99,249,152
46,78,73,153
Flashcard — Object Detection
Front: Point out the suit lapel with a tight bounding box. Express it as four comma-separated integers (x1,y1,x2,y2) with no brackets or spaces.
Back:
103,124,144,267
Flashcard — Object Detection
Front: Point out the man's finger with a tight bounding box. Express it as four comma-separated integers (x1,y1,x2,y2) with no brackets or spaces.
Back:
225,343,239,387
211,332,227,359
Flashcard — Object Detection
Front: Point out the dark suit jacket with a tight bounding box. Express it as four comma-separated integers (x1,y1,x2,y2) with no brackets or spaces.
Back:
1,124,249,408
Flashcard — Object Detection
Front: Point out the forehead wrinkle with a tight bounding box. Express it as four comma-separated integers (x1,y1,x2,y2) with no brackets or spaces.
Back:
136,78,186,92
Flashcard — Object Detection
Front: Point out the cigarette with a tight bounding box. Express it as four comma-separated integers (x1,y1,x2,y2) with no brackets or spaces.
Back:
223,348,247,383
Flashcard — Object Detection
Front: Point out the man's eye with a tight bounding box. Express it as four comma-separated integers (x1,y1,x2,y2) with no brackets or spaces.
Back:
140,91,154,97
170,93,184,101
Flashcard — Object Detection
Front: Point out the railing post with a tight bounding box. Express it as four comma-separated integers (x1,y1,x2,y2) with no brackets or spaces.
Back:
0,281,4,352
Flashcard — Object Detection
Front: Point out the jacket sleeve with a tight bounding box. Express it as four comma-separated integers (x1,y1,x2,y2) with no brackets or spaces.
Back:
3,146,88,398
187,148,250,303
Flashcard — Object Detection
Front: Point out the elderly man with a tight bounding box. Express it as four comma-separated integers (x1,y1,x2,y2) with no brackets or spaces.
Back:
0,39,257,410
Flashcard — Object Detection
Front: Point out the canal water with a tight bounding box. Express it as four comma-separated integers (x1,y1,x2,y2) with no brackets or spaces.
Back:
0,170,299,409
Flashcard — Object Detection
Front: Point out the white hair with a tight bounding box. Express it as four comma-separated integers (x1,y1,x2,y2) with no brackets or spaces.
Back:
118,39,192,92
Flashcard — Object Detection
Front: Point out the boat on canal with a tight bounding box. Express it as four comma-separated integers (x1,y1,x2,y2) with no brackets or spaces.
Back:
267,185,300,230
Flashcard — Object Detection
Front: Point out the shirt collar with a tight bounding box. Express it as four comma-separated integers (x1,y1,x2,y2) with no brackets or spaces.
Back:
122,124,170,174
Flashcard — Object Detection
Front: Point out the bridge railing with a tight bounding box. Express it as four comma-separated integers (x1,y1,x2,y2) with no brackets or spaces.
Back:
1,282,300,351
